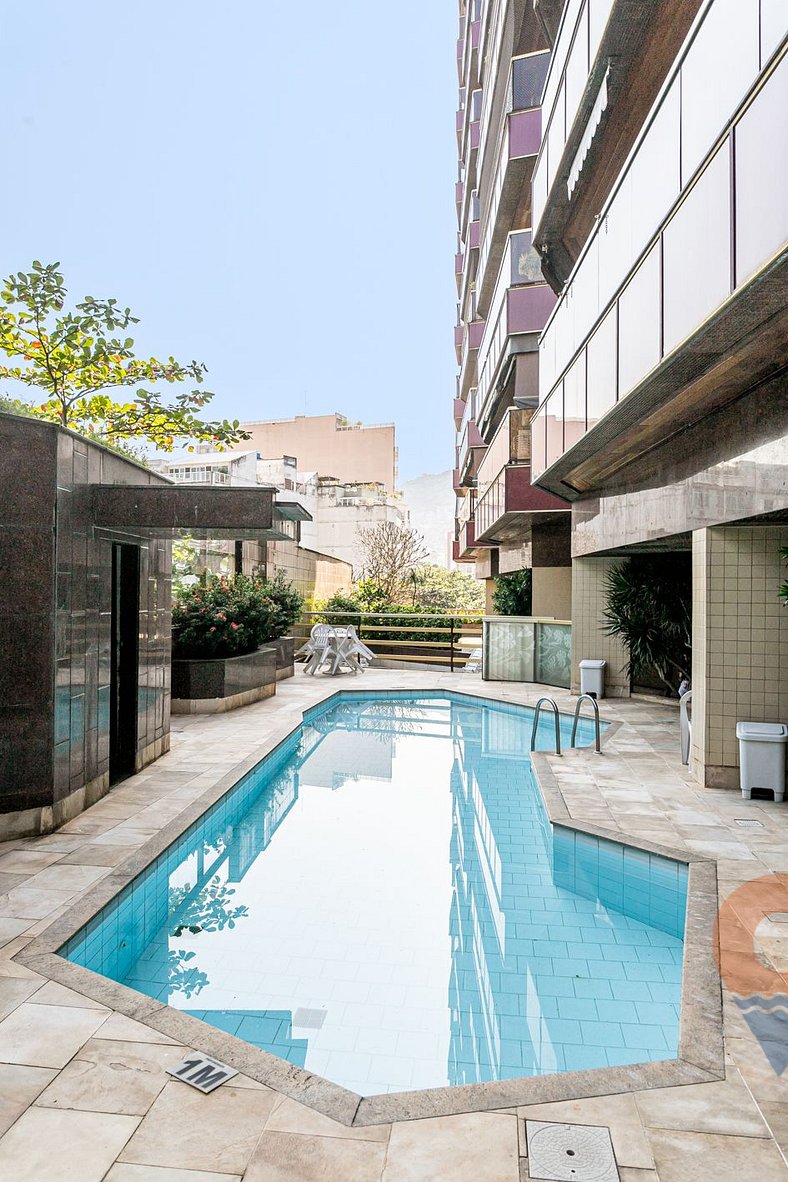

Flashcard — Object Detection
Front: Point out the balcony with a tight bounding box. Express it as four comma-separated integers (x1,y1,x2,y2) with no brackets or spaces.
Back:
533,13,788,497
457,417,486,485
477,50,550,311
474,408,568,542
532,0,706,289
455,515,479,562
476,232,556,422
453,397,467,431
454,323,464,365
458,318,485,401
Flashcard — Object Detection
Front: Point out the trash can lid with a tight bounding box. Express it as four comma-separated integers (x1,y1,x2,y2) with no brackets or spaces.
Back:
736,721,788,741
579,659,607,669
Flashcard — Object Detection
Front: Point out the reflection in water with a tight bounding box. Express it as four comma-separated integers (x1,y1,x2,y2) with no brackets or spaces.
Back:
63,695,685,1095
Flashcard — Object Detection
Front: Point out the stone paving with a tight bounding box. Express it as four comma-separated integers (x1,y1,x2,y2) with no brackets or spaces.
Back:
0,668,787,1181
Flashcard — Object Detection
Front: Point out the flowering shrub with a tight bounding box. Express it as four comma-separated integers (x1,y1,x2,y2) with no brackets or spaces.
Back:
172,572,303,660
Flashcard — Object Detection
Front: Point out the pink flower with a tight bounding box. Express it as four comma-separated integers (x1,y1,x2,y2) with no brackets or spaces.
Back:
210,626,216,632
231,623,239,630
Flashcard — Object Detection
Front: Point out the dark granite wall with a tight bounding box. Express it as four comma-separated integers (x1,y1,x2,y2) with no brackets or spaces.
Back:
1,414,171,826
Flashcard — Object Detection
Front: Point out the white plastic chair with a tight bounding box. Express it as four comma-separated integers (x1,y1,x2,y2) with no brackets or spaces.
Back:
302,625,339,676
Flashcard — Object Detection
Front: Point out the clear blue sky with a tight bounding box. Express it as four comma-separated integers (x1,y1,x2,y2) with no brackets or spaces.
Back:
0,1,458,483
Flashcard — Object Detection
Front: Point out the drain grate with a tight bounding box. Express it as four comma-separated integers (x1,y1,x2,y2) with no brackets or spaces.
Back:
292,1007,328,1030
734,818,764,829
526,1122,619,1182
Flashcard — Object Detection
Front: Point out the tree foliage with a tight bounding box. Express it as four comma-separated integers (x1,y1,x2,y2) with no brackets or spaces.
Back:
603,555,692,694
492,569,532,616
355,522,430,601
410,564,485,613
0,261,249,451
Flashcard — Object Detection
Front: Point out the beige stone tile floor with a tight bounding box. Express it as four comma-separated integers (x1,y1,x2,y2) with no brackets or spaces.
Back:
0,668,787,1180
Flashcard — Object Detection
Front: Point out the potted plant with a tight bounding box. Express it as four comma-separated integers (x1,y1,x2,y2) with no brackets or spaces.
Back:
171,573,303,711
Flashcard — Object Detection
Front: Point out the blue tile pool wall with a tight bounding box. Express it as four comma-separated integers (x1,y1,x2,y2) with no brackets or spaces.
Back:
61,693,686,1094
552,830,688,941
63,730,303,981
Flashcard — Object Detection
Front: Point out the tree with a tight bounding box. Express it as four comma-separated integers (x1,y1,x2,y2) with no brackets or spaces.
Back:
355,521,430,601
410,564,485,613
0,261,249,451
492,569,532,616
603,555,692,694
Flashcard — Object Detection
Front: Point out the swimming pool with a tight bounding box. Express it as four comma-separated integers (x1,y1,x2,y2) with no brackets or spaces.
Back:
61,692,687,1096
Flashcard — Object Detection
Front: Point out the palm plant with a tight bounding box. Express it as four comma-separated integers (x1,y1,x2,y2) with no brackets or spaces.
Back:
603,556,691,695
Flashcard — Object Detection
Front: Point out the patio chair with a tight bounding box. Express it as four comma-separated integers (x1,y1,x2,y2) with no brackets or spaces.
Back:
302,625,339,676
343,625,374,668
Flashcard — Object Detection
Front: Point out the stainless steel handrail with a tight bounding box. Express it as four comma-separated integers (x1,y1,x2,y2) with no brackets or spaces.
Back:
531,696,561,755
570,694,602,753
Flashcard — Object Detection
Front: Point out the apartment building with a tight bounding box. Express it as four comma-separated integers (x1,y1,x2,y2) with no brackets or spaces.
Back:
452,0,573,618
235,413,398,492
457,0,788,790
152,452,352,602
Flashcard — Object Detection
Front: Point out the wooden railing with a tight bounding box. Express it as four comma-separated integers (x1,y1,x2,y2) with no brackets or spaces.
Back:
294,611,485,671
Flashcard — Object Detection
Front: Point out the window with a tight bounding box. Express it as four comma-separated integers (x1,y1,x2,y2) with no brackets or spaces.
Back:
663,142,731,355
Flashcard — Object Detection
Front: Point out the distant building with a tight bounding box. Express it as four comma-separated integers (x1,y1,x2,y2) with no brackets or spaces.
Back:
253,457,408,576
152,452,352,604
236,413,397,492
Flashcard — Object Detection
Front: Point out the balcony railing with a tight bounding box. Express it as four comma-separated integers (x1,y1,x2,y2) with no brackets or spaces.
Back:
476,464,567,540
533,0,787,487
476,233,556,420
477,406,532,494
478,103,543,301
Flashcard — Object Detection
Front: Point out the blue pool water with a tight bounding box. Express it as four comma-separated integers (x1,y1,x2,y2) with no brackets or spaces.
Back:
62,693,687,1095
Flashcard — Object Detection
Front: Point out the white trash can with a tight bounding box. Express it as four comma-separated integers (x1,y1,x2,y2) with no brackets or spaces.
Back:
736,722,788,802
579,659,606,700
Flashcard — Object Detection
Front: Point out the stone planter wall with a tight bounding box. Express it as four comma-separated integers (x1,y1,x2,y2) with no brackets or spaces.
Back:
171,646,277,714
260,635,295,681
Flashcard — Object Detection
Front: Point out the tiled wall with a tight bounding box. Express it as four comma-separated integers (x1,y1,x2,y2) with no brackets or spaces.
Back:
570,557,630,697
54,431,171,810
0,414,171,832
266,539,352,605
692,525,788,788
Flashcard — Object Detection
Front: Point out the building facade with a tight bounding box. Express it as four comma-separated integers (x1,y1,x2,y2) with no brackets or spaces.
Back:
152,451,354,603
452,0,573,618
461,0,787,790
235,413,398,492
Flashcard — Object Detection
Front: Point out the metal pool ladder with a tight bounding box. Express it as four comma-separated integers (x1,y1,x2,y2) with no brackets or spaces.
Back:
570,693,602,754
531,696,562,755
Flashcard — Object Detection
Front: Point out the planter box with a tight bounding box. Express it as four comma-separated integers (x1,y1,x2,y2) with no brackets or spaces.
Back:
171,646,277,714
260,635,295,681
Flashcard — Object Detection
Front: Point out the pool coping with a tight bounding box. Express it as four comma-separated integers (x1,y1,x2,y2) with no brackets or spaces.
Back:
14,686,725,1127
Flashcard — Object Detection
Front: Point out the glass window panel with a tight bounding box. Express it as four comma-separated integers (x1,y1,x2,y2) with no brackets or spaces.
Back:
663,142,731,356
586,305,617,429
588,0,614,64
563,352,587,450
546,79,566,191
617,243,661,397
510,231,542,285
597,172,632,308
628,79,681,262
512,53,551,111
735,54,788,286
530,403,547,479
761,0,788,64
565,10,589,127
680,0,759,181
568,233,599,348
545,383,565,468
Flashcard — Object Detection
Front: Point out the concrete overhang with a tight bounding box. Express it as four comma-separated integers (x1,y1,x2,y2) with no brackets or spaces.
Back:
535,249,788,500
274,501,312,523
90,485,275,539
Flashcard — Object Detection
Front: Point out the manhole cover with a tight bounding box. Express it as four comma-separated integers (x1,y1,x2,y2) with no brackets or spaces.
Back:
526,1122,619,1182
292,1007,327,1030
734,818,764,829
